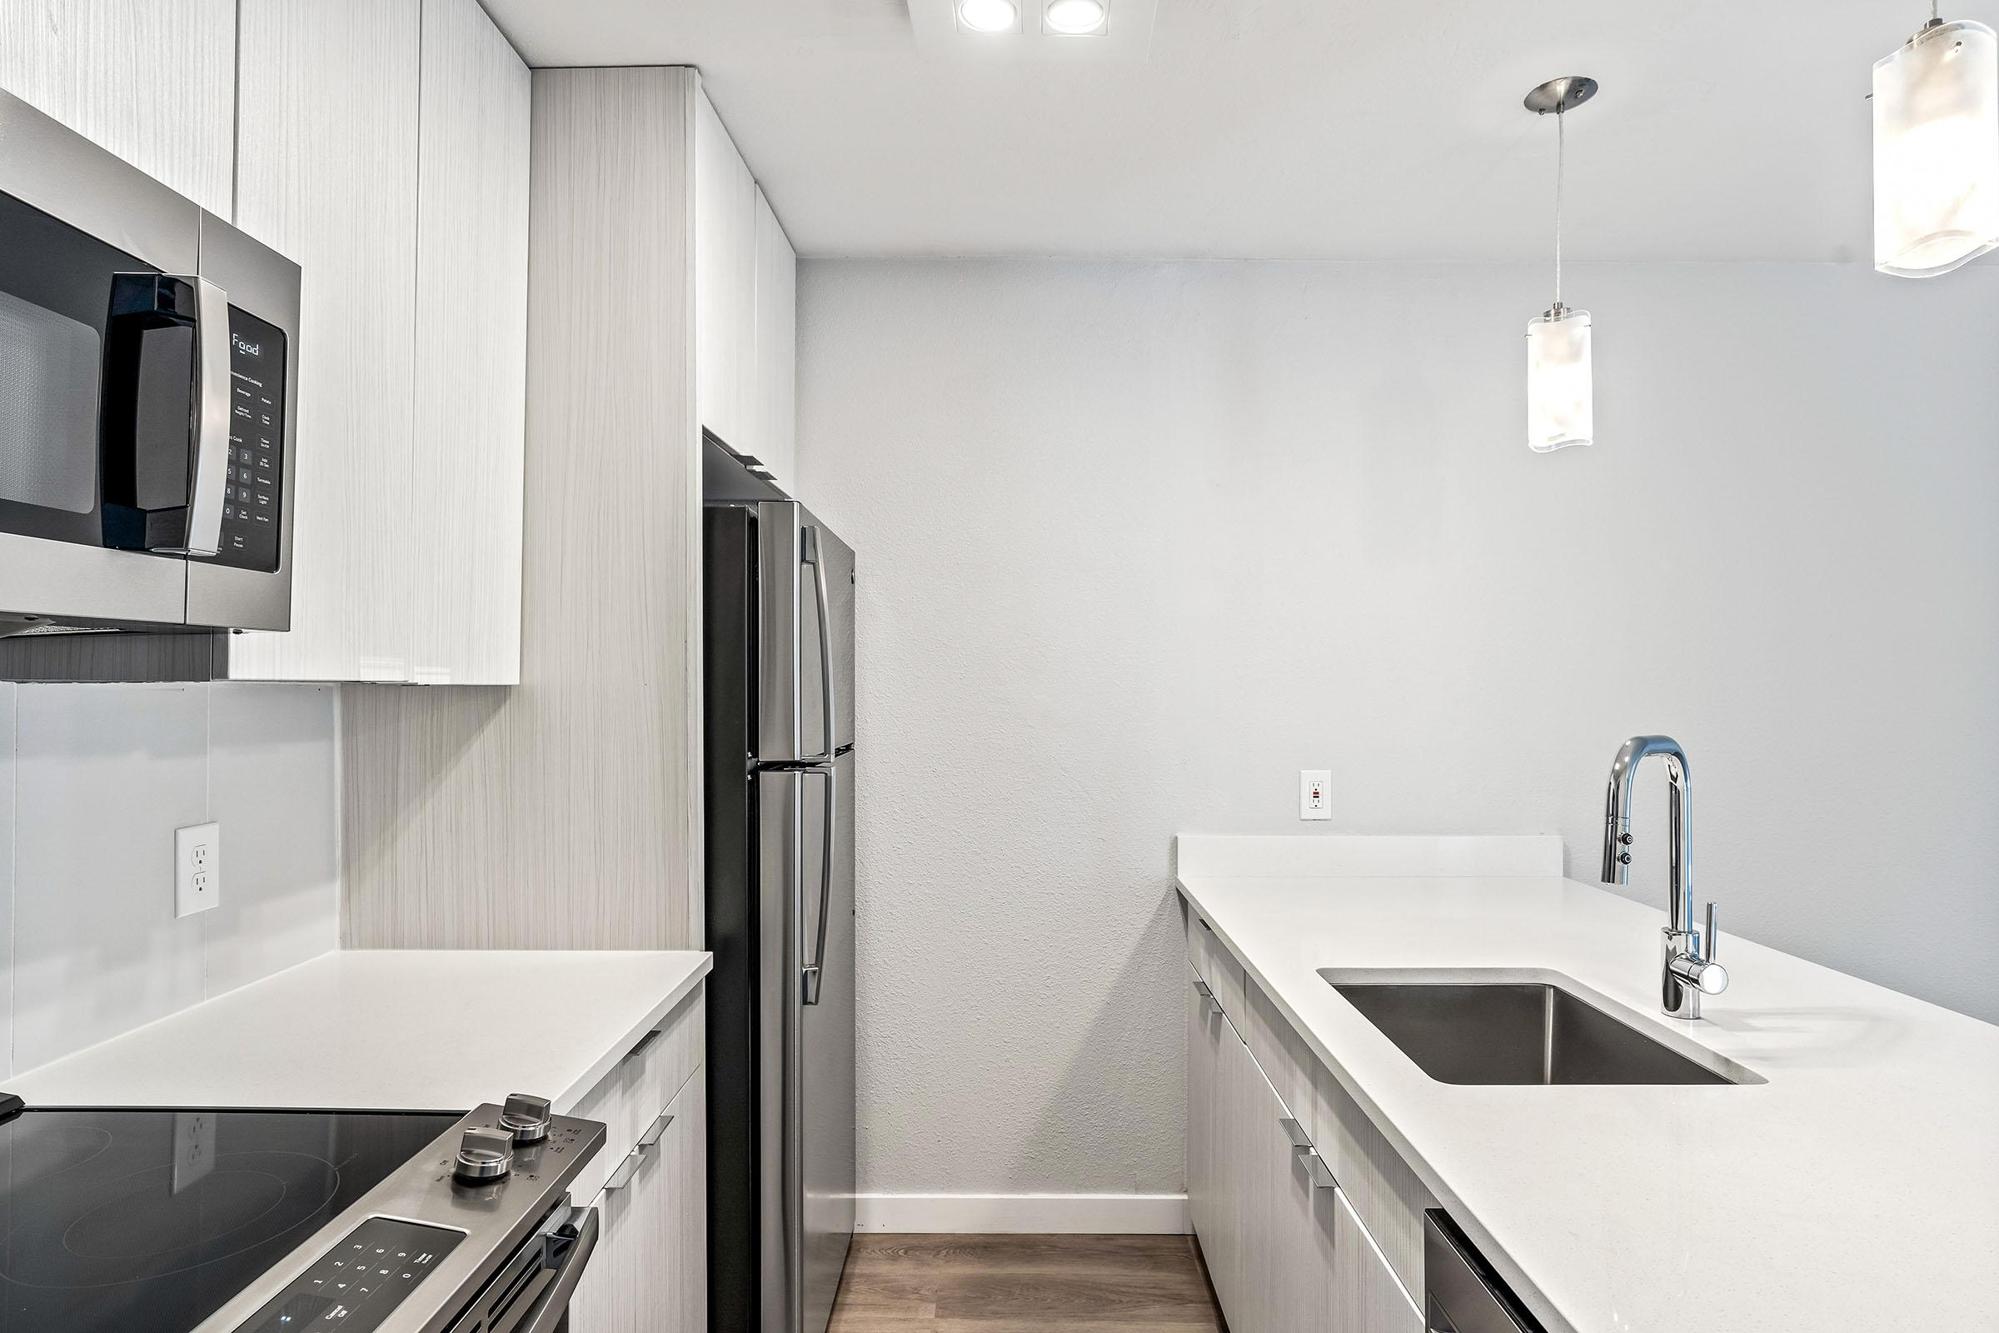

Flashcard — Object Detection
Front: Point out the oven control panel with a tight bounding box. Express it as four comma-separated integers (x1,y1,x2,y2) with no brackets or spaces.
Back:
209,306,287,573
234,1217,462,1332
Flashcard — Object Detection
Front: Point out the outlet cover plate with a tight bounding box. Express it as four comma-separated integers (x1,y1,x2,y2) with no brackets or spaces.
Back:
1300,770,1332,820
175,821,220,917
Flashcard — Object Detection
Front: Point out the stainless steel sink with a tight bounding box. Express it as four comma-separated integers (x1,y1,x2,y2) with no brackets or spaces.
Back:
1319,971,1759,1086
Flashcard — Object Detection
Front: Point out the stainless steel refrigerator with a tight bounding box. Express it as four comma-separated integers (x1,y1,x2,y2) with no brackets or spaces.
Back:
704,479,857,1333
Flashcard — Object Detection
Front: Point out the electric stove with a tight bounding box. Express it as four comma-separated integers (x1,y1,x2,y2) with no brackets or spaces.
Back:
0,1095,605,1333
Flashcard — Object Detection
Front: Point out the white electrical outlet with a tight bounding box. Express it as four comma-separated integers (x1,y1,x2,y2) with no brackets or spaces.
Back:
175,822,220,917
1300,770,1332,820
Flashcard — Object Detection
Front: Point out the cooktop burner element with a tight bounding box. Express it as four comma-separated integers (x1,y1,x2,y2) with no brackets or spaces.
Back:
0,1107,456,1333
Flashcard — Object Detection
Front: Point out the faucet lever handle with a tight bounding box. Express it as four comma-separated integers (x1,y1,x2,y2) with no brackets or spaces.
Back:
1702,901,1720,962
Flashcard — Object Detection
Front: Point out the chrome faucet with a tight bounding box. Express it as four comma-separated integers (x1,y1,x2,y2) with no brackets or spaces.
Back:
1600,736,1729,1019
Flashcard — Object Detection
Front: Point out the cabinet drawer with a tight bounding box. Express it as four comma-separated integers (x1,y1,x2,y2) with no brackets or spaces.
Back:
1240,977,1314,1125
1183,905,1246,1021
1308,1053,1433,1305
568,986,705,1203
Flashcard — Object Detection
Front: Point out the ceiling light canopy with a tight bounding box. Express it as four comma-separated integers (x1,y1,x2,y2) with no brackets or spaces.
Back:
1523,76,1598,454
1873,12,1999,277
957,0,1019,34
1045,0,1108,35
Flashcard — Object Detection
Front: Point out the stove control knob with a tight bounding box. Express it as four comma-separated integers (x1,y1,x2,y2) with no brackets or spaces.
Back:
500,1093,553,1145
454,1125,514,1183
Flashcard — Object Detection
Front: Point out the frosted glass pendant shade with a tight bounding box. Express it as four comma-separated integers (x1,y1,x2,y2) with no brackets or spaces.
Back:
1526,308,1592,452
1873,19,1999,278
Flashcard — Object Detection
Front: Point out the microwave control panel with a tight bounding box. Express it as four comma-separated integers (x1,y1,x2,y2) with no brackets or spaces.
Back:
210,307,287,572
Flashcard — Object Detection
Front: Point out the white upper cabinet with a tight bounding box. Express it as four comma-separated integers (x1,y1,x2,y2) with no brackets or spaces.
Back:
695,83,800,488
228,0,529,683
230,0,423,683
752,184,798,490
0,0,237,215
408,0,530,685
695,85,758,457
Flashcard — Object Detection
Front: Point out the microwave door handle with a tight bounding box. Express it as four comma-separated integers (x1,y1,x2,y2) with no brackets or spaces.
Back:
101,273,225,556
177,277,230,557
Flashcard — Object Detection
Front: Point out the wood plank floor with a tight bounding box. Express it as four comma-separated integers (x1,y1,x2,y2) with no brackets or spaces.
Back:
827,1234,1227,1332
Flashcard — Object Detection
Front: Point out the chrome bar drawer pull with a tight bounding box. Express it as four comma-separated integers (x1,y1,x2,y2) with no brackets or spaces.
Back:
602,1148,645,1192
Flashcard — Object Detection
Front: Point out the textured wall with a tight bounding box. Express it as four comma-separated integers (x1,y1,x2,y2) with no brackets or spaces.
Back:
795,259,1999,1198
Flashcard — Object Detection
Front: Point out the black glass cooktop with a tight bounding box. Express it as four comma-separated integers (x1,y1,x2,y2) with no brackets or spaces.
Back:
0,1106,458,1333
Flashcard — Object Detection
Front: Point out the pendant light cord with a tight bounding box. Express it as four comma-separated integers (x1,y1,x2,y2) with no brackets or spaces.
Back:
1553,106,1565,308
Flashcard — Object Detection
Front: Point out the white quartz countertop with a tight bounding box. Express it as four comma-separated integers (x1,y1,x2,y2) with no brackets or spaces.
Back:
5,949,711,1115
1175,871,1999,1333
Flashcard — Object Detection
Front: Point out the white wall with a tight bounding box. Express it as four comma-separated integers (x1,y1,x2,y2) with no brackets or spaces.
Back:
795,258,1999,1208
0,682,339,1076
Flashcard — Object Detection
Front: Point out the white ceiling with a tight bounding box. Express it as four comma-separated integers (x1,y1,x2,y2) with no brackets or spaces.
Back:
478,0,1996,262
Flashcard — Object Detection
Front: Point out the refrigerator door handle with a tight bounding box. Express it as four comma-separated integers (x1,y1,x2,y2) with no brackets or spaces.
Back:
800,525,838,763
801,762,835,1006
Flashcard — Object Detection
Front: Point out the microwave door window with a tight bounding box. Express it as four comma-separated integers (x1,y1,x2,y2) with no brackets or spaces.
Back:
0,288,99,513
0,186,200,557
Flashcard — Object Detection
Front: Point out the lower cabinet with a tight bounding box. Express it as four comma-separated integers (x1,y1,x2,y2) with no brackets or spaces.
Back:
1187,968,1422,1333
568,988,708,1333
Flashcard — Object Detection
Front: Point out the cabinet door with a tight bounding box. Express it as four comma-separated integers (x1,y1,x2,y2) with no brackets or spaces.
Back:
1191,993,1240,1313
1320,1186,1422,1333
408,0,529,684
0,0,236,214
1185,975,1210,1239
570,1068,707,1333
567,1052,645,1333
230,0,420,682
1222,1028,1272,1332
646,1069,706,1333
1255,1070,1329,1330
694,85,756,453
750,185,796,487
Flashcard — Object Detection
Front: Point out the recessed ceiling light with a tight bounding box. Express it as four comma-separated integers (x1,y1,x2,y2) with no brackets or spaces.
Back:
957,0,1018,33
1044,0,1107,34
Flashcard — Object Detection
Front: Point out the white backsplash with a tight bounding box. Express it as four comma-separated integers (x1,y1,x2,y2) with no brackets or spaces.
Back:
0,681,339,1078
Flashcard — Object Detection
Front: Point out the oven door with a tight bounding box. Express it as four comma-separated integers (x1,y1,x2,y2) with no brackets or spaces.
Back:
0,88,213,629
446,1203,600,1333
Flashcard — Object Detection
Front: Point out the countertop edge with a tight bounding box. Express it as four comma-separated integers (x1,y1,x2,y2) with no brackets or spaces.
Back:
548,953,715,1115
1174,873,1578,1333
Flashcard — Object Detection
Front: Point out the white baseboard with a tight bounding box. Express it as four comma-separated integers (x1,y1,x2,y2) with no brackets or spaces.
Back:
854,1192,1190,1234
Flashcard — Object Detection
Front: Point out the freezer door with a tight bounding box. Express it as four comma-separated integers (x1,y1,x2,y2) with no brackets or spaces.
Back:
757,501,855,762
758,752,856,1333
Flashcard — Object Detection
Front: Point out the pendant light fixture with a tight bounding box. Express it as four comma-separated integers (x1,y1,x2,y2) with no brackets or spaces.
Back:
1523,76,1598,453
1873,5,1999,277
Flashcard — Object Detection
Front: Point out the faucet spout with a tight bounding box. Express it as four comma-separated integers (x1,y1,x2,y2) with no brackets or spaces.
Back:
1600,735,1692,937
1599,735,1723,1018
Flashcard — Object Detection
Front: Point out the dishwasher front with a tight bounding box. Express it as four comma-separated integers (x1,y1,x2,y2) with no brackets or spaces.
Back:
1422,1211,1546,1333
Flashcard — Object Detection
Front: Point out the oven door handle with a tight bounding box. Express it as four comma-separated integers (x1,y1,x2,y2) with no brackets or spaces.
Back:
514,1205,599,1333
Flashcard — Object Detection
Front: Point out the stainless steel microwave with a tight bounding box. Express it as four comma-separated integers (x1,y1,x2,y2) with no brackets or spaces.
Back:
0,87,300,636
